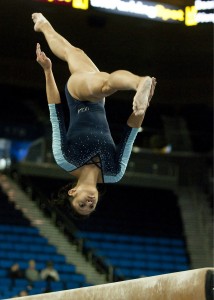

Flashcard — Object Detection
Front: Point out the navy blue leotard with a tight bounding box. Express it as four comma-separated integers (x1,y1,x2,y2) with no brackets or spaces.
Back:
48,84,139,183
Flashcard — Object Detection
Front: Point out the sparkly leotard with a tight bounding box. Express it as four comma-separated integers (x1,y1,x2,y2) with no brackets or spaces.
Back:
48,84,139,183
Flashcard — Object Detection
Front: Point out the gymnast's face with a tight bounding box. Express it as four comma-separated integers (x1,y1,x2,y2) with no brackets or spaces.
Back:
68,186,98,215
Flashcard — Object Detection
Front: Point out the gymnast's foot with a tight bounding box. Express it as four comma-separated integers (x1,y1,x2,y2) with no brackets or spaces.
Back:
32,13,49,32
149,77,157,102
133,76,156,116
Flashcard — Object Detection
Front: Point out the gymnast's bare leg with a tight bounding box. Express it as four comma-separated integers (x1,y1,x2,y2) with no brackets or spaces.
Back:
32,13,156,116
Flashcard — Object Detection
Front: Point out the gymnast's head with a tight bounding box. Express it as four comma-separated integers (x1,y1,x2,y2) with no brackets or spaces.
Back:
53,182,99,220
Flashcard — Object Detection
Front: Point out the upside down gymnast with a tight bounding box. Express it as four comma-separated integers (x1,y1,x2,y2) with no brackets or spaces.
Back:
32,13,157,219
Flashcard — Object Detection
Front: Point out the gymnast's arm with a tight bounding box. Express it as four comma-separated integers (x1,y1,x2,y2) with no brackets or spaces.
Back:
36,43,61,104
36,43,76,171
105,109,148,183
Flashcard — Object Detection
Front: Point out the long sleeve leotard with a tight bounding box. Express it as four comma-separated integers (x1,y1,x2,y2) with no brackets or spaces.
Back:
48,84,139,183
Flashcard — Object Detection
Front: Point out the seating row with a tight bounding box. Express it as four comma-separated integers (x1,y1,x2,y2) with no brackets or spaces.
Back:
95,249,188,263
114,263,189,279
0,234,48,244
77,231,184,247
0,280,82,299
0,274,85,287
84,240,186,255
105,257,189,271
0,242,56,253
0,224,39,235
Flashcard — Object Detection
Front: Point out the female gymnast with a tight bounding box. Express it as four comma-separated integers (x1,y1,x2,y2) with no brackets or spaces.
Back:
32,13,156,219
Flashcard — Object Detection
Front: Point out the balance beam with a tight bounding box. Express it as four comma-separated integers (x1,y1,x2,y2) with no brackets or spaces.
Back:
12,268,213,300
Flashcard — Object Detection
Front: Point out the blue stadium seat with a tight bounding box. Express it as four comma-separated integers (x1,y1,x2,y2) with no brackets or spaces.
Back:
65,282,80,289
10,286,26,297
0,278,12,287
19,252,35,261
118,268,133,278
18,261,29,269
56,264,76,273
0,242,14,251
144,269,161,276
13,278,29,287
32,280,47,290
0,259,14,269
161,262,176,271
158,237,172,246
51,254,66,264
158,246,173,254
70,273,86,283
42,245,57,254
13,243,29,251
34,262,46,270
161,254,174,262
6,251,22,260
35,253,53,262
0,225,12,233
59,273,72,281
0,269,8,277
1,234,19,242
28,244,44,252
171,239,184,247
174,256,188,263
146,253,161,261
132,260,146,268
147,261,163,269
1,290,17,299
143,236,159,245
174,264,189,271
49,281,64,292
87,232,104,240
28,288,44,295
133,252,144,260
172,248,186,255
11,226,38,235
144,245,158,253
19,236,47,244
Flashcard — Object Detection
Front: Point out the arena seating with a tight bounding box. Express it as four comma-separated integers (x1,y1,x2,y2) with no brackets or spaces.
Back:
70,185,190,280
76,230,189,279
0,179,191,298
0,187,89,299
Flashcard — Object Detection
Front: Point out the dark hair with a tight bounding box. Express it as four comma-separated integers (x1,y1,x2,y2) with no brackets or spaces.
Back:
50,182,89,220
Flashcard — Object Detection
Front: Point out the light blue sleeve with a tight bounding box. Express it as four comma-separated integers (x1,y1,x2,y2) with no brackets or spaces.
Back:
48,104,76,172
104,126,139,183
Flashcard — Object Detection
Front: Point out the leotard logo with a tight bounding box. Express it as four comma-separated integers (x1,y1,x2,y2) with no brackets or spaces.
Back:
78,107,89,113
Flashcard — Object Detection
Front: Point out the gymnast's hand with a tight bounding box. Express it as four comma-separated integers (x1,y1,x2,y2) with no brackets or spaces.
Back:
36,43,52,71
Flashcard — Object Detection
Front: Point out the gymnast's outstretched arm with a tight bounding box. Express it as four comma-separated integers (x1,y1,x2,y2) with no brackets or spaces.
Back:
36,43,61,104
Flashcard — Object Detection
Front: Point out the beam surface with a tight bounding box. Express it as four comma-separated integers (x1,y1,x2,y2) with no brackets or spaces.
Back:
11,268,213,300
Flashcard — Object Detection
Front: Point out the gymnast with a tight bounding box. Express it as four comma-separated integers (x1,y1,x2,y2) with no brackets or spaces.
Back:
32,13,156,219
